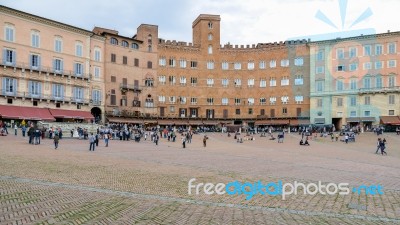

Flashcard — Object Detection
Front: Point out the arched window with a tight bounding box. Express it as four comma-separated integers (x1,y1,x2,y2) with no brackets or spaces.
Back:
131,43,139,49
148,34,152,44
208,33,213,41
148,45,152,52
121,40,128,47
208,45,213,54
110,37,118,45
208,22,213,29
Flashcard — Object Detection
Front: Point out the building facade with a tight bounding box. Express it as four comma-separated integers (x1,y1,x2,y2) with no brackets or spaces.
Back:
310,32,400,130
0,6,105,123
156,15,311,127
92,25,158,124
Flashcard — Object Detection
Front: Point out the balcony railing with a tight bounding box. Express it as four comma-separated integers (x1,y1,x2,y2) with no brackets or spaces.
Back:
120,83,142,92
359,86,400,94
1,61,91,80
0,90,100,105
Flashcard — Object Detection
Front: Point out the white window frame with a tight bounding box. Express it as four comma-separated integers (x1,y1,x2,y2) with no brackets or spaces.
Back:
247,62,255,70
75,42,83,57
222,62,229,70
234,62,241,70
260,79,267,87
259,61,266,69
269,60,276,68
4,24,15,42
31,30,40,48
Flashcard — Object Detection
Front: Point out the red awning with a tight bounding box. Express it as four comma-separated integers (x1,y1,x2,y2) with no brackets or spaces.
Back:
0,105,55,121
290,119,311,126
49,109,93,120
380,116,400,125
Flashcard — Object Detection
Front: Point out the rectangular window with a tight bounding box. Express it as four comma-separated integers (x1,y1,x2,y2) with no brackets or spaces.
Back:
350,79,357,90
159,57,166,66
147,61,152,69
376,76,382,88
53,59,63,73
248,108,253,115
74,63,83,76
234,98,241,105
190,61,197,68
94,67,100,79
234,62,241,70
388,43,396,54
281,96,289,104
134,58,139,67
123,56,127,65
388,60,396,68
269,97,276,105
92,90,101,105
389,110,395,116
180,76,186,86
280,77,289,86
337,98,343,107
190,77,197,86
234,79,241,87
190,97,197,105
94,49,101,61
269,60,276,68
73,87,84,102
336,79,344,91
295,95,303,104
207,78,214,87
389,95,395,105
170,106,175,112
3,77,17,95
375,44,383,55
206,98,214,105
350,96,357,106
269,78,276,87
31,33,40,48
248,98,255,105
222,78,229,87
282,108,288,114
349,47,357,58
158,75,166,84
364,96,370,105
364,45,371,56
235,109,240,115
207,61,214,69
294,57,304,66
337,48,344,59
316,66,324,74
247,79,255,87
169,96,176,103
363,77,371,89
295,75,303,85
222,98,228,105
111,76,116,82
247,62,254,70
280,59,289,67
260,98,267,105
388,76,395,87
316,50,324,61
349,63,358,71
375,61,383,69
222,61,229,70
158,96,165,103
5,26,14,42
55,39,62,53
52,84,64,100
179,59,186,68
316,80,324,92
364,111,371,116
4,49,16,65
337,65,345,71
169,58,176,67
169,76,176,85
260,79,267,87
363,62,372,70
75,44,83,57
111,54,116,63
259,61,266,69
30,54,40,69
350,111,357,117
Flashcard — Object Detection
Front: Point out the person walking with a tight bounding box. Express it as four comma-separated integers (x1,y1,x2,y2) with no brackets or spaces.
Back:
21,126,26,137
154,134,159,145
53,134,59,149
89,133,96,151
14,124,18,136
380,139,387,155
104,133,109,147
345,134,349,144
375,138,381,154
203,135,208,147
95,133,99,147
182,137,186,148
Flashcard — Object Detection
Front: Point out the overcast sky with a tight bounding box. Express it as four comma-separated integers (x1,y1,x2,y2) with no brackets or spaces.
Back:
3,0,399,45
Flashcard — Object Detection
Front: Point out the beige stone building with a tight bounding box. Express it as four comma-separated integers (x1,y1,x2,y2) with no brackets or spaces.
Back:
309,32,400,130
0,6,105,123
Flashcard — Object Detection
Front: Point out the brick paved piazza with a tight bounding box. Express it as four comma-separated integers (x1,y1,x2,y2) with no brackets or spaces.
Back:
0,132,400,225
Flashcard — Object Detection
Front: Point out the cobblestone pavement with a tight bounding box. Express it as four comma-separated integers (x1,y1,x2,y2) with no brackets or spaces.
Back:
0,132,399,224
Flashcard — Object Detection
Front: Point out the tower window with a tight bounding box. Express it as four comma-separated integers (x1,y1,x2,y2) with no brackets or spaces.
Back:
208,22,213,29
